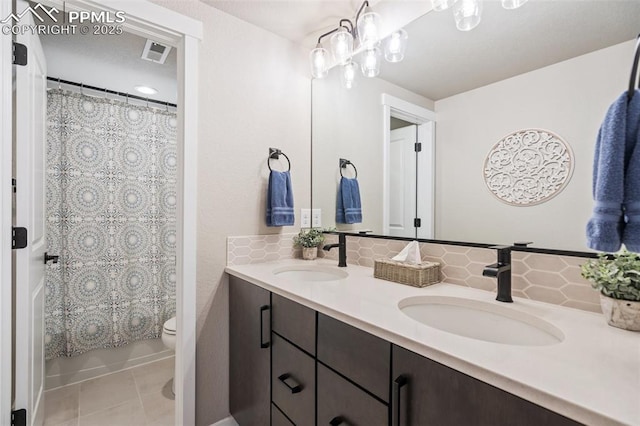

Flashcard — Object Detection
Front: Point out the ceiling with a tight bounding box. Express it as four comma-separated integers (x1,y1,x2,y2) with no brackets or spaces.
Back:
39,15,177,104
204,0,640,100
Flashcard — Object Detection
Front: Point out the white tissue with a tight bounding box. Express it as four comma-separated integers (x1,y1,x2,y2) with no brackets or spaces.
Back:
391,241,422,265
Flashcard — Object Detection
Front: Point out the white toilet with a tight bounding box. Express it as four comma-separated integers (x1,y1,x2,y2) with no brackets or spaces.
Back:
162,316,177,394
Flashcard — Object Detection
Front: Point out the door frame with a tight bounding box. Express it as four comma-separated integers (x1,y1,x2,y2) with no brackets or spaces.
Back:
381,94,436,238
0,2,202,424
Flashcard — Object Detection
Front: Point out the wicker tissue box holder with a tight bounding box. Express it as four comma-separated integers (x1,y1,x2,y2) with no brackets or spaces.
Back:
374,258,440,288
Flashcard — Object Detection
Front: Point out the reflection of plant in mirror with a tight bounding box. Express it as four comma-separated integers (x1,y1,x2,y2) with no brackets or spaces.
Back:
293,228,325,248
581,251,640,301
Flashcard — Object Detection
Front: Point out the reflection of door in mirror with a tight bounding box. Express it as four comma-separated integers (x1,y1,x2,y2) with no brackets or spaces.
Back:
382,95,435,239
389,123,417,238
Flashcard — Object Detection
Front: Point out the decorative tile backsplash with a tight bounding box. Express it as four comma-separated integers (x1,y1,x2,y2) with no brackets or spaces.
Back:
227,233,600,313
227,233,299,265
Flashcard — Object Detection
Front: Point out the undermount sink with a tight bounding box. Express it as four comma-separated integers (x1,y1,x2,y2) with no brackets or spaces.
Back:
399,296,564,346
273,265,348,282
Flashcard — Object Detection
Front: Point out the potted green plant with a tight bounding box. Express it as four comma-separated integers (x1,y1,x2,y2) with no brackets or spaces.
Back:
581,250,640,331
293,228,325,260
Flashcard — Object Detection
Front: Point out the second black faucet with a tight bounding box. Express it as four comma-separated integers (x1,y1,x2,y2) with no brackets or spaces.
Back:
323,233,347,267
482,245,513,303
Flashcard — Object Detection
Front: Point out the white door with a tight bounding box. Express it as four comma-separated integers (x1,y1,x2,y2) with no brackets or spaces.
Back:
14,2,47,425
388,125,417,237
416,121,434,239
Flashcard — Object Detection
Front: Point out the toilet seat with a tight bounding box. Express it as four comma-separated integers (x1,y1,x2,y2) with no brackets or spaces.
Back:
163,317,177,335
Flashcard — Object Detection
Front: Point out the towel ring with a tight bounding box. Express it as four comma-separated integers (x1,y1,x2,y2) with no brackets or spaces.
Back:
267,148,291,172
340,158,357,178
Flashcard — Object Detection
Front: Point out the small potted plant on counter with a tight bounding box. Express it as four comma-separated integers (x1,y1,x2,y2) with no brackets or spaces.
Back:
293,228,325,260
581,250,640,331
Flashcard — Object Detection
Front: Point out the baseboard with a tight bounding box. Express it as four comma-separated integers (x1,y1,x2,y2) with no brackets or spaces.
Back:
46,338,172,390
210,416,239,426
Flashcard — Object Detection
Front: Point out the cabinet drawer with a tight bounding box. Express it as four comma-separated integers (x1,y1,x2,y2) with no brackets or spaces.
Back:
317,363,388,426
271,404,294,426
317,313,390,402
272,293,316,355
272,334,315,425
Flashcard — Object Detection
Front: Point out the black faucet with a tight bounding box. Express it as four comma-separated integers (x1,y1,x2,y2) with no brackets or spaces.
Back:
323,233,347,267
482,245,513,303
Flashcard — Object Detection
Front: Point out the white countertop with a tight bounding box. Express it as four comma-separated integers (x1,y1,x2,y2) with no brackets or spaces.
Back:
225,259,640,426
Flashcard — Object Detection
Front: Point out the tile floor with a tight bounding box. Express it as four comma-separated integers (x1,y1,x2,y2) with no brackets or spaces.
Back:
44,357,175,426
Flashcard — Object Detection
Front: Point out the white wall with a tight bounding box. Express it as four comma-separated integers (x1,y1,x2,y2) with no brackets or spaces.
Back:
312,74,434,232
150,1,311,424
434,40,634,251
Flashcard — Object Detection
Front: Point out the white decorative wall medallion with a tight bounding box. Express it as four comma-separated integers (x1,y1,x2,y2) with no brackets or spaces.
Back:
483,129,574,206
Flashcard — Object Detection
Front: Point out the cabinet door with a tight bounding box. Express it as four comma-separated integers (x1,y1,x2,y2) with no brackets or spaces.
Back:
391,345,581,426
317,364,388,426
318,313,390,402
229,276,271,426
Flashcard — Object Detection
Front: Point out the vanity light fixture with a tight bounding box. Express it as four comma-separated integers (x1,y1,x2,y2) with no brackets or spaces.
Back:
330,23,354,65
310,43,329,78
434,0,527,31
501,0,528,10
431,0,455,12
361,47,382,78
453,0,483,31
384,29,408,63
341,61,358,89
309,0,407,82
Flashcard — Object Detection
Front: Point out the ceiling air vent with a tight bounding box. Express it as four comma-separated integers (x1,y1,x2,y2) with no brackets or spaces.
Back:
141,39,171,64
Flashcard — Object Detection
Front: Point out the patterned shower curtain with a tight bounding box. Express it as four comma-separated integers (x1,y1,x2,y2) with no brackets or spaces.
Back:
45,89,177,359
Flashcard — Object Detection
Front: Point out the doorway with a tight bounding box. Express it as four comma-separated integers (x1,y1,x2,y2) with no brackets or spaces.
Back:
0,1,201,424
382,94,436,239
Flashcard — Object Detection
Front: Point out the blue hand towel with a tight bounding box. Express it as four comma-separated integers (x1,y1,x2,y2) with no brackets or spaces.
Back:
587,91,640,252
336,177,362,224
266,170,294,227
622,91,640,252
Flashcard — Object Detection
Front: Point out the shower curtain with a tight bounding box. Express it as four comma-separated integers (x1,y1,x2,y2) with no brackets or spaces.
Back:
45,89,177,359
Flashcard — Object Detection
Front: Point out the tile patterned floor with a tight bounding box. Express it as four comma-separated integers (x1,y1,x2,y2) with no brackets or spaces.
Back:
44,357,175,426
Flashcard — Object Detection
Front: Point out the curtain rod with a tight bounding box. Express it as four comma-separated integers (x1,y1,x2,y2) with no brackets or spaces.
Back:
46,76,178,108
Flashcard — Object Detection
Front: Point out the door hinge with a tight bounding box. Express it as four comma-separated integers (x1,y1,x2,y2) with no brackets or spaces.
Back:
414,142,422,152
11,409,26,426
414,218,421,228
12,227,28,249
12,42,27,66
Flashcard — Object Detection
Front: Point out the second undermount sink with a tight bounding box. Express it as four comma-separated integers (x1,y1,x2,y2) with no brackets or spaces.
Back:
273,265,348,282
399,296,564,346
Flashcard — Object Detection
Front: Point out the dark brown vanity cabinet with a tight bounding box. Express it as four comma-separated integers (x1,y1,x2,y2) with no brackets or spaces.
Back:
229,276,581,426
391,345,581,426
229,276,271,426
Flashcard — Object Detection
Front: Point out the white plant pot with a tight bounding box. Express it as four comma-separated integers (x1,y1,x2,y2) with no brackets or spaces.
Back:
302,247,318,260
599,294,640,332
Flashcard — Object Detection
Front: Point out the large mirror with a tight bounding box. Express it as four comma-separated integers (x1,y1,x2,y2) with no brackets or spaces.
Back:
311,0,640,251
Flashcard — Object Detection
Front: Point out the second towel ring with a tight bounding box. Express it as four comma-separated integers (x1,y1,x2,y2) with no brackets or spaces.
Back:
340,158,357,178
268,148,291,172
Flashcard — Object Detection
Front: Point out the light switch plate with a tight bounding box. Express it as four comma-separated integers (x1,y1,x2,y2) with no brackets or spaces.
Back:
312,209,322,227
300,208,311,228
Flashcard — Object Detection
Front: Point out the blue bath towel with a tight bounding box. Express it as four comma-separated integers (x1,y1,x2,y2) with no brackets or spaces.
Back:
336,177,362,224
623,91,640,252
587,91,640,252
266,170,294,227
